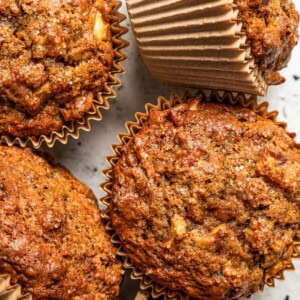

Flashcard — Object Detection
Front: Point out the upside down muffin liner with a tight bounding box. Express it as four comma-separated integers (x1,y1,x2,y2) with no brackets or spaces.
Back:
126,0,269,96
0,274,32,300
0,0,128,149
100,90,300,299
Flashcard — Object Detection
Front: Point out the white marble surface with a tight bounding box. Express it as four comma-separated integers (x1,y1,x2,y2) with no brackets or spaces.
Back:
46,1,300,299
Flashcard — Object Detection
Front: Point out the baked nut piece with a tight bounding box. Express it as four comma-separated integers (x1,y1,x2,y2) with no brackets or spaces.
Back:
0,146,123,299
234,0,299,85
111,99,300,300
0,0,113,138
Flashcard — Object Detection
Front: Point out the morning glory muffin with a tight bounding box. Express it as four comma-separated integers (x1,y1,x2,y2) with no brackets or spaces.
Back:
0,146,123,299
111,99,300,300
127,0,298,95
235,0,299,85
0,0,113,138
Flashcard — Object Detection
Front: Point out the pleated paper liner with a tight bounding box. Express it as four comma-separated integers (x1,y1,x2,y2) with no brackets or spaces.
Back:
126,0,268,96
0,275,32,300
135,289,151,300
0,0,128,149
100,90,300,300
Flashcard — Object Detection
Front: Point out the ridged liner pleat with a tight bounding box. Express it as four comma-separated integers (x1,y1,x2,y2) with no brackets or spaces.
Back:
126,0,268,96
0,275,32,300
100,90,300,299
0,0,129,149
135,289,151,300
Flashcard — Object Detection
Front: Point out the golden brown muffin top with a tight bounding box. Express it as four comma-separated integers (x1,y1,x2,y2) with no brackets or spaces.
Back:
0,0,113,138
111,99,300,300
234,0,299,85
0,146,122,300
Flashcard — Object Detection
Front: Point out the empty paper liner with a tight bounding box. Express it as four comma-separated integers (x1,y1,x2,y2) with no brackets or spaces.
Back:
0,274,32,300
127,0,268,96
0,0,129,149
100,90,300,300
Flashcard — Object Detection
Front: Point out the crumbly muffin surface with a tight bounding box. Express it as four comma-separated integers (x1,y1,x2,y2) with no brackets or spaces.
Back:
0,146,122,300
111,99,300,300
0,0,113,138
234,0,299,85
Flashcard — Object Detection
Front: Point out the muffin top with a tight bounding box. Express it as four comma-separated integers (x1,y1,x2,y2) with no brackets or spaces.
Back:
234,0,299,85
0,0,113,138
111,99,300,300
0,146,122,299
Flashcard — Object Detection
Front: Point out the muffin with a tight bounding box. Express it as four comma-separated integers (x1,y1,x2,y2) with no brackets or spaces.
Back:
0,146,123,299
126,0,299,95
110,98,300,299
0,0,113,138
235,0,299,85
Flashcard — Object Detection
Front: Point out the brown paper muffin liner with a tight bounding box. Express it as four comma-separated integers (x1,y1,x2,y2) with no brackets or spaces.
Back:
126,0,268,96
100,90,300,299
135,289,151,300
0,0,128,149
0,275,32,300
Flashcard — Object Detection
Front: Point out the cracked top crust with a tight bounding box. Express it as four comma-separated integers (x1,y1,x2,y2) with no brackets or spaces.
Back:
234,0,299,85
0,0,113,138
111,99,300,300
0,146,123,299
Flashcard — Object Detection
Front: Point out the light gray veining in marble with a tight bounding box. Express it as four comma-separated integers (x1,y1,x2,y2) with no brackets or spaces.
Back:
46,1,300,299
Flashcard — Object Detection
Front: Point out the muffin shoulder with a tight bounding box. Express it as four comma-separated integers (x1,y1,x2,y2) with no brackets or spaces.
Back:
234,0,299,85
